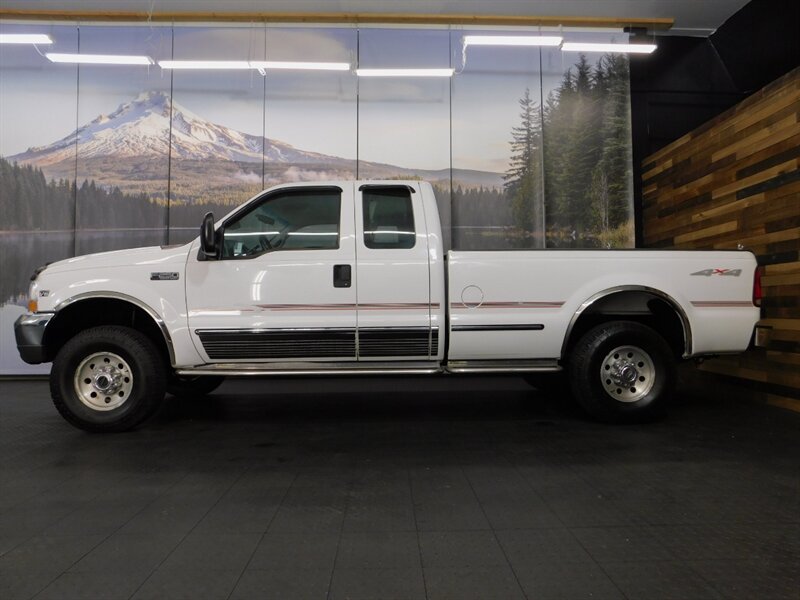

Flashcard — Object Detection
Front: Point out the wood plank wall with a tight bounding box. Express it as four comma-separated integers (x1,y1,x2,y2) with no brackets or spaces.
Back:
642,67,800,412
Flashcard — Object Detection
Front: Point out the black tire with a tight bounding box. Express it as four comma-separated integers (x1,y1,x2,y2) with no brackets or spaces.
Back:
167,375,225,398
568,321,676,423
50,326,167,433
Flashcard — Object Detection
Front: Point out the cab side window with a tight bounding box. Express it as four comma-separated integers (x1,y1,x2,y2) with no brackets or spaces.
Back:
222,189,341,258
362,187,415,250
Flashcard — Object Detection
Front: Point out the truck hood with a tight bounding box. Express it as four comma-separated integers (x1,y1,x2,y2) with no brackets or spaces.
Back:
43,242,192,274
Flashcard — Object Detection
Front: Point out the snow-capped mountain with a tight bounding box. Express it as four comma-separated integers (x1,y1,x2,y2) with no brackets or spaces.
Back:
11,90,349,167
9,90,503,192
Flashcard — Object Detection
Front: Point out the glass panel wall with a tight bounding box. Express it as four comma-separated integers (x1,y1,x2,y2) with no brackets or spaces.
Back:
263,26,357,186
75,25,171,255
169,25,267,242
0,23,78,374
450,28,544,250
542,32,635,248
357,27,453,248
0,21,636,373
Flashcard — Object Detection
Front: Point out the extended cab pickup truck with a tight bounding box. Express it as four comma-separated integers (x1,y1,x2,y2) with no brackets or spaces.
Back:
15,181,761,432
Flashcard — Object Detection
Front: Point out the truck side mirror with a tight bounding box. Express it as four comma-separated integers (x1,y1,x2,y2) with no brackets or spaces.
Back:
200,212,218,259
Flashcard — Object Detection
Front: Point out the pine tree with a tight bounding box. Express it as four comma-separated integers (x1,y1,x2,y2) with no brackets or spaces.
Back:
542,52,634,247
589,53,634,245
504,88,544,245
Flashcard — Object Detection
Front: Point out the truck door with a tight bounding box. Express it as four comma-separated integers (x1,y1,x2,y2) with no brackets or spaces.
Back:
185,184,358,363
355,183,434,360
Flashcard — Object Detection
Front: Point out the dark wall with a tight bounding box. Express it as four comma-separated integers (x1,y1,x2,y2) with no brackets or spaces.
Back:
712,0,800,95
630,0,800,245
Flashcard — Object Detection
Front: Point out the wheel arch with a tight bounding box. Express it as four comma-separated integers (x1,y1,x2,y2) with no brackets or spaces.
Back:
44,292,176,366
560,286,692,360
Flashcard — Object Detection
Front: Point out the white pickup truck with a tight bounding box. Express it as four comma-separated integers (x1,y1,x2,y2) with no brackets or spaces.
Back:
15,181,761,432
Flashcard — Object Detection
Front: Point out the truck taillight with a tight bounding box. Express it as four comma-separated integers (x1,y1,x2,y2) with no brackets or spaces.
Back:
753,266,764,307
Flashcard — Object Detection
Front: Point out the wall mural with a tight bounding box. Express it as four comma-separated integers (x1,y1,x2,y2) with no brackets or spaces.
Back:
0,22,634,374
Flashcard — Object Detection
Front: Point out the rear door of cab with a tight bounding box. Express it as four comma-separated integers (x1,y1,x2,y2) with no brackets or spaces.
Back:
354,183,435,360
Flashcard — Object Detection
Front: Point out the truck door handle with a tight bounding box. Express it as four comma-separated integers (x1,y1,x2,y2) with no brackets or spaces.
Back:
333,264,351,288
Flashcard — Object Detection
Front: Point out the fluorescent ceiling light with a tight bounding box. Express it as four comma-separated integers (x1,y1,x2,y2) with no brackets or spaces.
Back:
46,53,154,65
160,60,350,72
158,60,251,69
356,68,454,77
561,42,656,54
0,33,53,44
250,61,350,71
464,35,563,47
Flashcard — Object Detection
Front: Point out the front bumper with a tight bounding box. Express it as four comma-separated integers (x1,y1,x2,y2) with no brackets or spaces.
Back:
14,313,53,364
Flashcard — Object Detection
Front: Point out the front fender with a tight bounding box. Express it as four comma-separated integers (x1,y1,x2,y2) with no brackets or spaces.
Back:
40,267,201,367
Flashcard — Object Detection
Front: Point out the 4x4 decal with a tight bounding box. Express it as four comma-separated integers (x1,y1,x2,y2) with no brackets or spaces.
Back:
690,268,742,277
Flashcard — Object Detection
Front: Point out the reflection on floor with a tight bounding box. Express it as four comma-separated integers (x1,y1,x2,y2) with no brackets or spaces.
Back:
0,376,798,599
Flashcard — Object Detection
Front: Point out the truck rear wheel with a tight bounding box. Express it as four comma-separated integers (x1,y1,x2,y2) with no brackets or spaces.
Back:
568,321,675,423
50,326,166,432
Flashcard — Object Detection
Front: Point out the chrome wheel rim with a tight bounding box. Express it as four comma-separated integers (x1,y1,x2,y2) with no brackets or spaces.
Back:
73,352,133,411
600,345,655,403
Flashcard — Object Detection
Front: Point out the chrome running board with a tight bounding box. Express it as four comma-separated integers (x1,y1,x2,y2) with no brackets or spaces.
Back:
177,361,442,377
445,359,561,374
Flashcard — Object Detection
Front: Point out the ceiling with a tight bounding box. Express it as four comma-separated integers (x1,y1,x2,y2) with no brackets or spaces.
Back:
1,0,751,36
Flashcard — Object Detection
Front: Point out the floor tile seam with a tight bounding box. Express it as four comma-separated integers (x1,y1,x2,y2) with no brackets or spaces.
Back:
341,528,419,535
666,546,740,599
568,523,686,534
597,557,733,600
561,522,631,600
0,467,79,517
416,528,504,537
40,464,192,530
19,468,197,600
643,517,800,527
224,470,299,600
459,465,529,600
123,465,252,600
506,462,573,521
0,467,195,596
329,566,429,571
505,463,584,534
0,538,29,561
325,470,357,600
464,524,566,532
0,466,137,533
569,463,654,505
407,466,430,600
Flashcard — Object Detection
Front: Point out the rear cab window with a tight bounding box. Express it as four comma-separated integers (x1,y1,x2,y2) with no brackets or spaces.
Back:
362,187,416,250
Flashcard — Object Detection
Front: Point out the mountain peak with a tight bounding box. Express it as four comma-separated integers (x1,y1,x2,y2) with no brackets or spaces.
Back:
12,90,345,167
109,89,172,120
132,89,171,108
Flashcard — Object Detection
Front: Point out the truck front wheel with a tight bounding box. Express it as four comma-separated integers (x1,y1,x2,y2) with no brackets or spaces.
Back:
50,326,167,432
568,321,675,423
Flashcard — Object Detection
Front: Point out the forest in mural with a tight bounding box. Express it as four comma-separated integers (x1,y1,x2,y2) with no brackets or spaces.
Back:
0,158,158,231
451,52,633,249
544,53,633,247
0,22,635,373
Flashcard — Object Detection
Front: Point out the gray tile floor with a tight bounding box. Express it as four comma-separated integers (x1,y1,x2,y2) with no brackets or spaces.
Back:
0,376,798,599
